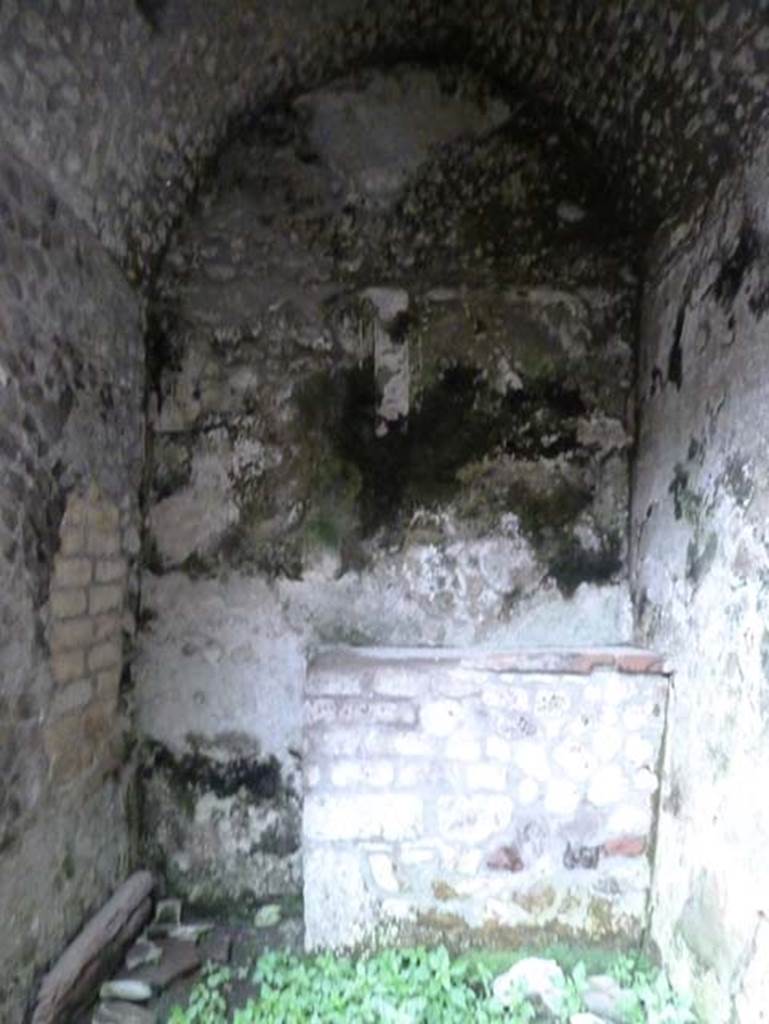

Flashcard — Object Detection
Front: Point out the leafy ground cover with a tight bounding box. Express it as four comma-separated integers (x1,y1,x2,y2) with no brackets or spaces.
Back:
167,944,696,1024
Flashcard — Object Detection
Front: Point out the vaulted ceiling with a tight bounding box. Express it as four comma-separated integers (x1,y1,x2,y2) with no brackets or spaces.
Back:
2,0,768,271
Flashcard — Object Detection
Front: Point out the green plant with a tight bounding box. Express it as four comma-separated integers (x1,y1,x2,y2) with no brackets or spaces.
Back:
238,947,513,1024
165,945,698,1024
556,959,587,1021
611,956,696,1024
168,965,232,1024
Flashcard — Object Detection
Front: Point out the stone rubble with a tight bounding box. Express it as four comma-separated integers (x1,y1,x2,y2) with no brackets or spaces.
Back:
89,898,212,1023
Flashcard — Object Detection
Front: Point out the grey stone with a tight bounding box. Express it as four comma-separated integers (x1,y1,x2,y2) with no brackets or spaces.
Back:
492,958,566,1015
124,939,162,971
92,1002,156,1024
167,923,213,943
254,904,282,928
152,899,181,927
126,939,200,991
583,975,630,1022
98,981,153,1003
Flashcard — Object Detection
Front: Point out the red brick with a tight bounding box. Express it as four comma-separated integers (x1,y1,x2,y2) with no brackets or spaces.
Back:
602,835,647,858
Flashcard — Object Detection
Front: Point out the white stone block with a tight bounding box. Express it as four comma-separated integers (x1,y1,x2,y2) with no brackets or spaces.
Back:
437,795,512,842
486,735,513,761
634,767,658,793
623,703,653,730
330,759,395,788
304,793,423,841
534,689,571,716
304,847,374,951
588,765,627,806
445,728,482,762
482,685,530,712
517,777,541,806
545,779,581,815
466,762,508,791
305,673,363,696
397,761,435,787
369,852,400,893
514,741,551,781
593,725,624,762
421,699,465,736
372,669,422,697
400,845,436,865
606,804,650,834
553,740,597,780
306,697,415,727
392,733,434,757
453,877,485,897
624,734,654,766
457,849,484,875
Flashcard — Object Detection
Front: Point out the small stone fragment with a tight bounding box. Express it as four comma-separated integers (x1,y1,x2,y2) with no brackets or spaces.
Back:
493,958,566,1016
583,974,631,1022
152,898,182,926
254,903,282,928
168,923,214,943
92,1002,156,1024
557,201,587,223
98,981,153,1003
124,938,162,971
127,939,200,990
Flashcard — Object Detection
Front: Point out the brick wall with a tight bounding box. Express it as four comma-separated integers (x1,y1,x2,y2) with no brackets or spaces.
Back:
45,487,128,784
303,646,669,951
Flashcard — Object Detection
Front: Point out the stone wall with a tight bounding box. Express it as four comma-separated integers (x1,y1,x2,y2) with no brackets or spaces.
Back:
135,65,637,914
303,646,668,952
633,135,769,1022
0,144,144,1021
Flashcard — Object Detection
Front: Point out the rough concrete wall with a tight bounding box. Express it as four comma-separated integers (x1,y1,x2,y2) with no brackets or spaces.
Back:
632,137,769,1023
303,647,668,953
0,144,144,1021
135,67,636,914
1,1,768,273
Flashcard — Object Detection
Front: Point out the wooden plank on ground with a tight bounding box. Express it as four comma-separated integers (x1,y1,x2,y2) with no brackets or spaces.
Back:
31,870,155,1024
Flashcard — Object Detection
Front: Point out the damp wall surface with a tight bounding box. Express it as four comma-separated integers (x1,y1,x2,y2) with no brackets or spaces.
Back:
633,135,769,1023
0,144,144,1021
135,66,637,913
303,647,668,952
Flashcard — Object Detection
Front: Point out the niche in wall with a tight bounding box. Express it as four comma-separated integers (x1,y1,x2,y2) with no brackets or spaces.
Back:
135,62,640,916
